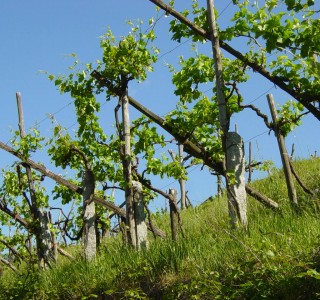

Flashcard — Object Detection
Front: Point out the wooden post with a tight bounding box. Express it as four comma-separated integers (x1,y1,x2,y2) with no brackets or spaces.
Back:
178,144,186,210
121,83,137,248
290,143,295,160
82,169,96,260
169,189,178,241
217,175,222,198
168,145,186,210
248,141,252,183
267,94,298,205
16,92,53,268
133,181,148,250
207,0,247,227
0,140,167,238
48,212,58,262
207,0,228,135
186,193,193,208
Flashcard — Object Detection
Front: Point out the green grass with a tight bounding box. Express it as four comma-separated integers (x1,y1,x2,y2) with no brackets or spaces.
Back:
1,158,320,299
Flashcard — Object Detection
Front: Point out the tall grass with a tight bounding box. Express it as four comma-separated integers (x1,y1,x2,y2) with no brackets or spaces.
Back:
1,158,320,299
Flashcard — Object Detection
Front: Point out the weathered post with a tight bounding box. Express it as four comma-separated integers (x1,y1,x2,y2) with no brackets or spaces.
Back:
133,181,148,250
226,132,248,227
248,141,253,183
120,82,137,247
169,189,178,241
290,143,295,160
49,212,58,262
207,0,247,227
217,175,222,198
82,169,96,261
168,146,186,210
178,144,186,210
267,94,298,205
16,92,54,267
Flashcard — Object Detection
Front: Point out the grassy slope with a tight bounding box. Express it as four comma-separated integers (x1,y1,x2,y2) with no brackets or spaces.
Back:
1,158,320,299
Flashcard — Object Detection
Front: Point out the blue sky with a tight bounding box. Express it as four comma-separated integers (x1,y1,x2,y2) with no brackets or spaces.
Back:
0,1,319,214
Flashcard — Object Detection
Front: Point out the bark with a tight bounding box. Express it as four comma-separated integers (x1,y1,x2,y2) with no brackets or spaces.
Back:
82,169,96,260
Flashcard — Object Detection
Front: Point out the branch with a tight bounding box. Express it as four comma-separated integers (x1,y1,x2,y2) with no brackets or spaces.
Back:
57,247,74,260
0,255,20,274
147,0,320,121
22,191,32,212
277,111,310,130
91,70,225,175
0,239,25,262
245,161,262,171
241,104,273,129
0,201,29,228
69,145,91,170
245,185,279,209
289,161,316,197
133,170,184,233
0,140,166,239
63,224,83,241
144,203,157,239
92,71,279,209
0,201,74,260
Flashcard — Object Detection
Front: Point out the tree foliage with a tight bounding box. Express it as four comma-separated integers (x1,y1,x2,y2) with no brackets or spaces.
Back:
0,0,319,272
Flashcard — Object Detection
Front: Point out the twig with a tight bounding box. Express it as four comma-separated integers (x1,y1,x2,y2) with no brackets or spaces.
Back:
0,255,20,274
144,203,157,239
289,161,316,197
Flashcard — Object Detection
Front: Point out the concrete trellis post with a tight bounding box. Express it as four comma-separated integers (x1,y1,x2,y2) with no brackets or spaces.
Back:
226,132,248,227
133,181,148,250
207,0,248,227
83,169,96,261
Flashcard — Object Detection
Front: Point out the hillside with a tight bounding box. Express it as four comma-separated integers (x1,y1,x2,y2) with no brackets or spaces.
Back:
1,158,320,299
